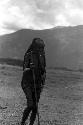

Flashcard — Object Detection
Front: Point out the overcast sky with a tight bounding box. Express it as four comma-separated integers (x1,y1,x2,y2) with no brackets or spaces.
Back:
0,0,83,35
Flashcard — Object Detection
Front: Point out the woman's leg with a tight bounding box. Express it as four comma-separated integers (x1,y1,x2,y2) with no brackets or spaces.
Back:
29,89,41,125
21,106,32,125
21,86,33,125
29,106,37,125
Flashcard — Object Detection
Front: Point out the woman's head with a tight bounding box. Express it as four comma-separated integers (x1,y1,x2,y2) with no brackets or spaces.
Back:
27,38,45,53
32,38,45,49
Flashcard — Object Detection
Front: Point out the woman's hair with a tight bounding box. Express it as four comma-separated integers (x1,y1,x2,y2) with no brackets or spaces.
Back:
32,38,45,47
27,38,45,53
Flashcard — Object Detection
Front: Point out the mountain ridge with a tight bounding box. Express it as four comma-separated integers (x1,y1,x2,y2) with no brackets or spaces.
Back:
0,25,83,69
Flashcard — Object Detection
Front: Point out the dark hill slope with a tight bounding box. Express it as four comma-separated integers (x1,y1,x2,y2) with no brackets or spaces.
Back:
0,25,83,69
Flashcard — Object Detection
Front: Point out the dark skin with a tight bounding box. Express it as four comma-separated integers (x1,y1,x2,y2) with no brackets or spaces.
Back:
21,75,42,125
21,54,46,125
21,39,46,125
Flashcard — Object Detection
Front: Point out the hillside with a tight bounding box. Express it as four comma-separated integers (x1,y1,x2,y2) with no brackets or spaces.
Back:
0,25,83,69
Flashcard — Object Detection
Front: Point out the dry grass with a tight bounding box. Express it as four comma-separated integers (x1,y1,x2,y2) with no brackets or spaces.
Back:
0,64,83,125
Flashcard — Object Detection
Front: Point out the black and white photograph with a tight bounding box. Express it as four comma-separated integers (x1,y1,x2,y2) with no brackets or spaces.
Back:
0,0,83,125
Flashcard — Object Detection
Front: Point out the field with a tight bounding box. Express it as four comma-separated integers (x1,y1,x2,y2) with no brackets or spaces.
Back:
0,64,83,125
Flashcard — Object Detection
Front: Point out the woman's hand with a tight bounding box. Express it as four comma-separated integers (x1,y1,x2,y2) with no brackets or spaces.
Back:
23,68,30,72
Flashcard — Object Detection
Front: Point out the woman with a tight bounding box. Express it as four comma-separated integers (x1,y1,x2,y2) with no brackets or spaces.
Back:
21,38,46,125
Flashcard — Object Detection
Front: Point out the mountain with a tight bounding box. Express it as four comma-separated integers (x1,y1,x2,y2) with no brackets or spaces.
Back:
0,25,83,69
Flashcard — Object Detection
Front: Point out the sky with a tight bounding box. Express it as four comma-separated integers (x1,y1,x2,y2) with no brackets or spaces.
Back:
0,0,83,35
